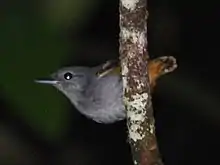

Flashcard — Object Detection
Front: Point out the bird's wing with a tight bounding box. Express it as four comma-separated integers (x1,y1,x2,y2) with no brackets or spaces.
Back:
96,56,177,90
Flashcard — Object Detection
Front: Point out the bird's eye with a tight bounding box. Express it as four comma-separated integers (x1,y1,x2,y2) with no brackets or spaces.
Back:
64,72,73,80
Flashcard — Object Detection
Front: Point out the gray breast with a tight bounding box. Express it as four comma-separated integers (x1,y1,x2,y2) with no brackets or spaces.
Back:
83,75,126,123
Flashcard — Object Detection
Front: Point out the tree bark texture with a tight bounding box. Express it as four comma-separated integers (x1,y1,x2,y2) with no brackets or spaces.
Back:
119,0,163,165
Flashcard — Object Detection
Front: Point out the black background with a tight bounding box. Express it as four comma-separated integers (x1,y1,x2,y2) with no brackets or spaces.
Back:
1,0,220,165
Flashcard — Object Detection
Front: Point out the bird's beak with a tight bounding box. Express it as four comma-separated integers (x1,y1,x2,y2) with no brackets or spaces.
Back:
34,78,58,85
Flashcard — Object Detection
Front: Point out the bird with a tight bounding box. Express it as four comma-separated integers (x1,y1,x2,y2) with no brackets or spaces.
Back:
35,56,177,124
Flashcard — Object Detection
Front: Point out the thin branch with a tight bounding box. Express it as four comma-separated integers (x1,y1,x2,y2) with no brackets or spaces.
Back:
119,0,163,165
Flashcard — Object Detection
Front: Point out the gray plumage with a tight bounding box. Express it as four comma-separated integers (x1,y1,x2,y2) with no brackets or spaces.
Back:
36,65,125,124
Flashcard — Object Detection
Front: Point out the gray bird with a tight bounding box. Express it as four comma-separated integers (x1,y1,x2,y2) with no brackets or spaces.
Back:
35,56,177,124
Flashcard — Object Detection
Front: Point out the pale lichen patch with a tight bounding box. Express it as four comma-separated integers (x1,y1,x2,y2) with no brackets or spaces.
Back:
122,77,128,93
121,62,129,93
124,93,148,142
121,62,129,75
130,93,148,111
121,28,139,44
121,0,139,11
149,123,155,134
127,108,145,122
134,160,138,165
121,28,146,47
136,80,144,90
121,28,147,57
137,31,146,50
128,123,145,142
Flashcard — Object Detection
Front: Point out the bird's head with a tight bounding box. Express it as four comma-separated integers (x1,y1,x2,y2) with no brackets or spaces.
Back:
35,66,96,100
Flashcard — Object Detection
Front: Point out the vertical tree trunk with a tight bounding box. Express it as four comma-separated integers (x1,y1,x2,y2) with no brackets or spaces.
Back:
119,0,163,165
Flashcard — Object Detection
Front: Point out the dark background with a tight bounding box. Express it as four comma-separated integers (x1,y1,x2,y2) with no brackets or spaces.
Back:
1,0,220,165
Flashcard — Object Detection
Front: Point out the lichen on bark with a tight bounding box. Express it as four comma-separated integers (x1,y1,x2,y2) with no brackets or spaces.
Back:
119,0,163,164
